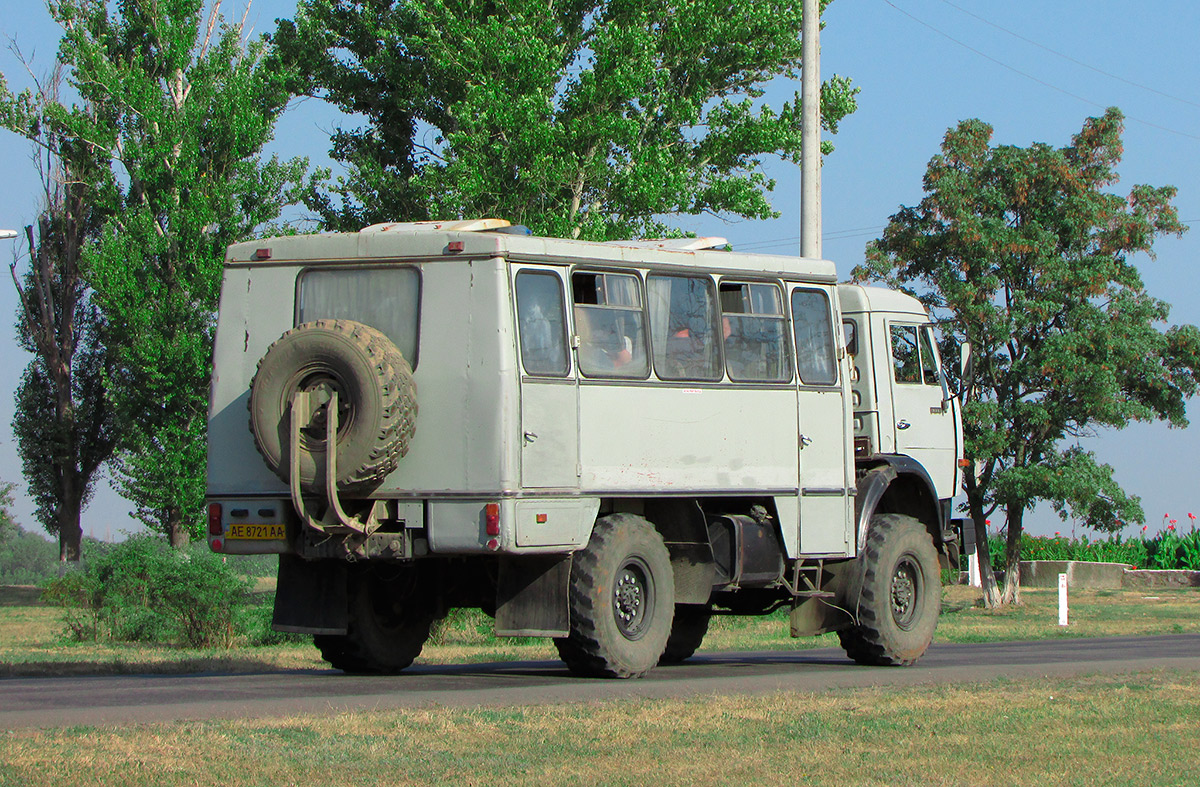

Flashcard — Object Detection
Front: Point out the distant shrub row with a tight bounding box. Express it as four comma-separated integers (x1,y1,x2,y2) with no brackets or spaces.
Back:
986,529,1200,572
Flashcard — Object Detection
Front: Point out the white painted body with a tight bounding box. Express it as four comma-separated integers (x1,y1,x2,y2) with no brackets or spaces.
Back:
208,226,954,561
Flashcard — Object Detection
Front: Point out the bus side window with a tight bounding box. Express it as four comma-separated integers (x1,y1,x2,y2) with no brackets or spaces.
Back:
647,274,722,381
720,282,791,382
572,271,649,379
515,271,570,376
792,288,838,386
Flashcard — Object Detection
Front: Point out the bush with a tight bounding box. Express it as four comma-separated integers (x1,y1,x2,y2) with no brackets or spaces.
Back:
985,529,1197,572
0,528,60,585
238,598,307,646
42,536,254,648
39,569,104,641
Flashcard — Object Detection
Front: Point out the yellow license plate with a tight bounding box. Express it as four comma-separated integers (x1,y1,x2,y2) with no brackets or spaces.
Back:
227,523,286,540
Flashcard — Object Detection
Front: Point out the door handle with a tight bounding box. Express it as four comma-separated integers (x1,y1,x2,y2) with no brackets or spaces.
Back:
800,434,813,448
524,431,538,444
897,420,911,430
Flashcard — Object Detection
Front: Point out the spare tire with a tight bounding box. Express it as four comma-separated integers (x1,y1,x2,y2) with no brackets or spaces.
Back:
249,319,417,493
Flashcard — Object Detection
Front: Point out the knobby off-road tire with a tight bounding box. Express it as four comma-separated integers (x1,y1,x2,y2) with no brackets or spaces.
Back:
249,319,417,493
555,514,675,678
314,565,435,674
838,513,940,666
659,604,712,664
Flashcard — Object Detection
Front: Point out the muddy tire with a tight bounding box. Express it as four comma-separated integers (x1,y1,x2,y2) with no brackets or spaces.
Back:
838,513,940,666
314,565,435,674
249,319,417,493
554,514,674,678
659,604,711,664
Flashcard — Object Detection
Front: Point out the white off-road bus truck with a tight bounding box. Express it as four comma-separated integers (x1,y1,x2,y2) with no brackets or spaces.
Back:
206,218,963,678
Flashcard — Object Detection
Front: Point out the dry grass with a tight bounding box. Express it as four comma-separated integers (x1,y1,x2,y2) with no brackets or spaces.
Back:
2,670,1198,786
2,584,1198,677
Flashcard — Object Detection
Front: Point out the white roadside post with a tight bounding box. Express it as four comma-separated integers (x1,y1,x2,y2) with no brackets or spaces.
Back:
1058,572,1069,626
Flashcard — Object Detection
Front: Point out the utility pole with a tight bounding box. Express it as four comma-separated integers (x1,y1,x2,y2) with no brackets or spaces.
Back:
800,0,821,259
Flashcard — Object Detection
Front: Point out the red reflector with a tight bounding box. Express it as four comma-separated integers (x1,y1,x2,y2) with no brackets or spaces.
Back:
447,240,465,253
536,513,548,524
254,248,272,260
207,503,223,535
486,538,500,552
210,539,223,553
485,503,500,536
958,458,971,468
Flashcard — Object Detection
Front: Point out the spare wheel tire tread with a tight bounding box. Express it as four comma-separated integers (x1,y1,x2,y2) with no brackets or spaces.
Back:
249,319,417,492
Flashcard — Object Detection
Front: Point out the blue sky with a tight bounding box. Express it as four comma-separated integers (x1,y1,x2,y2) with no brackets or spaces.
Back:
1,0,1198,541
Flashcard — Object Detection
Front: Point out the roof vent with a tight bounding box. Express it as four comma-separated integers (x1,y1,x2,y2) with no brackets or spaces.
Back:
360,218,512,234
604,237,728,251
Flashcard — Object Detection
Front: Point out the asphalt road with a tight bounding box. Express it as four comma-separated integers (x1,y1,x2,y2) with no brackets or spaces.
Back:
3,634,1198,730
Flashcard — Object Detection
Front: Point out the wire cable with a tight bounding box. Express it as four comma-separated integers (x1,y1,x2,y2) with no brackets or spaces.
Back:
935,0,1200,111
880,0,1200,143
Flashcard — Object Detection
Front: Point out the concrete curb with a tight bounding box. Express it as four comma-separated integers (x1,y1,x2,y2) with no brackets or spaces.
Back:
1121,569,1200,589
1019,560,1131,589
1011,561,1200,589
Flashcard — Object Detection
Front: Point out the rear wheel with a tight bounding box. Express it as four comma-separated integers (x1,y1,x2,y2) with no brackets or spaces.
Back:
838,513,940,666
659,604,711,664
315,565,435,674
555,514,674,678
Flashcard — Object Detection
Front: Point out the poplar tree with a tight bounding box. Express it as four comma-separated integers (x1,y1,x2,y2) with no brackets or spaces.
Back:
273,0,858,238
1,68,118,562
19,0,309,546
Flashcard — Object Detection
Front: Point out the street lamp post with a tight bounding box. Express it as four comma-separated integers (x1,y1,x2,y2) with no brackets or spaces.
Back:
0,229,18,240
800,0,821,260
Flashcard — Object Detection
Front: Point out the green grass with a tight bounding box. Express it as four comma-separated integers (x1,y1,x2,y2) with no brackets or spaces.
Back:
3,583,1198,678
2,671,1198,786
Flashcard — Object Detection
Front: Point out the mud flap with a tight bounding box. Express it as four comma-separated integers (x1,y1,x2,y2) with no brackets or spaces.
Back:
273,554,349,635
789,597,853,637
495,555,571,637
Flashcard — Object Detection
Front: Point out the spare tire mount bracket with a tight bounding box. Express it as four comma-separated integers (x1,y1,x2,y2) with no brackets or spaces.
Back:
289,388,381,535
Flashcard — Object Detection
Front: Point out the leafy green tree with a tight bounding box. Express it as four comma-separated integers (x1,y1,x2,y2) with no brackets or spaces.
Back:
856,109,1200,606
0,481,17,543
273,0,857,238
1,67,119,562
30,0,311,546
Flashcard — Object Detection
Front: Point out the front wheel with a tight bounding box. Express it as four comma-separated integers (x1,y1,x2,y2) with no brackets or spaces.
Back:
555,514,675,678
838,513,940,666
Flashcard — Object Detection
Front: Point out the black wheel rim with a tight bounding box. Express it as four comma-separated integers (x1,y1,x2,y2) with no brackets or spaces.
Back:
289,366,354,446
890,554,923,631
613,556,654,641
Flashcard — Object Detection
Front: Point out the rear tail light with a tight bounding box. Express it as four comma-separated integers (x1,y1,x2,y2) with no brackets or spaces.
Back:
485,503,500,536
207,503,223,536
